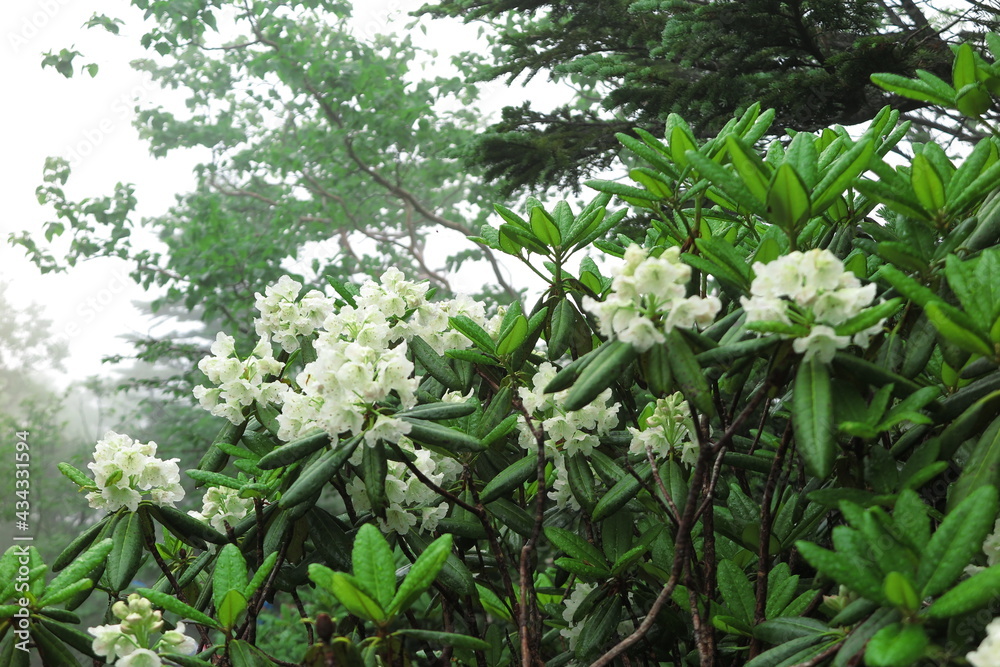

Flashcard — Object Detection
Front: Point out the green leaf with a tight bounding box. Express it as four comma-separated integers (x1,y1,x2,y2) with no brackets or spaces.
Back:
150,504,227,547
108,511,144,592
136,587,220,629
449,315,496,354
548,298,577,360
228,638,276,667
882,572,919,611
766,163,811,229
41,538,113,606
928,563,1000,618
363,441,388,516
410,335,463,390
949,415,1000,508
214,544,249,611
57,462,94,489
389,533,453,616
279,434,362,508
402,418,485,452
666,329,714,416
726,135,771,204
793,358,835,479
564,340,637,411
52,517,111,572
870,72,954,106
397,401,477,421
717,559,755,625
812,139,874,214
480,453,539,504
686,150,766,215
865,623,928,667
257,430,329,470
529,206,561,246
917,485,999,597
186,469,244,490
910,153,946,213
925,302,992,357
330,571,385,622
544,526,607,567
796,540,887,604
592,462,652,522
353,524,396,610
495,315,528,356
245,551,279,601
393,629,490,650
217,589,248,630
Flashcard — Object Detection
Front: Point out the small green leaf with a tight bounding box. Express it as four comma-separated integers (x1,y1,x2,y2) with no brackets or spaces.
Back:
42,538,113,606
910,153,946,213
217,589,248,630
793,358,835,479
767,163,811,230
214,544,248,611
865,622,928,667
389,533,454,616
564,340,637,411
883,572,919,611
544,526,607,567
495,315,528,356
402,418,485,452
449,315,496,354
917,485,999,597
279,434,361,508
529,206,561,246
480,453,539,504
353,524,396,610
393,629,490,650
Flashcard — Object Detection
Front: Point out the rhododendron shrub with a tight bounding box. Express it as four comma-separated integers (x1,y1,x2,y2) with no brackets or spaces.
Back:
11,37,1000,667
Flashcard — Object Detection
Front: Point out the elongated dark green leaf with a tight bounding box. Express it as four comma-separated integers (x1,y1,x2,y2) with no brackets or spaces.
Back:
389,534,453,615
449,315,496,354
245,551,279,601
151,504,227,546
279,434,362,508
666,329,714,415
813,139,874,214
402,418,485,452
108,511,144,592
411,335,463,390
548,298,576,360
363,441,388,516
592,462,652,522
796,540,887,603
917,486,999,596
870,72,953,106
353,524,396,610
480,453,539,504
42,538,113,605
52,517,111,572
257,430,329,470
394,628,490,650
718,559,755,625
136,587,219,628
544,526,607,567
186,469,244,490
949,415,1000,509
793,358,835,479
398,401,476,421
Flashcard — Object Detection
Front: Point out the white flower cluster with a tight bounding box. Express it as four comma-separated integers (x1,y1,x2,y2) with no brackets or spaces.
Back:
518,363,620,509
193,333,286,425
255,275,333,353
582,245,721,352
969,618,1000,667
276,268,500,445
742,249,882,363
88,594,197,667
86,432,183,513
345,435,461,535
188,485,254,533
628,393,698,465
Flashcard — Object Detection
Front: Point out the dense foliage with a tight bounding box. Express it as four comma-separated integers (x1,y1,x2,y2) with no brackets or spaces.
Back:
5,26,1000,667
419,0,1000,193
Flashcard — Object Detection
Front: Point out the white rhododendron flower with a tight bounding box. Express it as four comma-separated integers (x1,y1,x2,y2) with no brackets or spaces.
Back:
85,432,183,513
628,393,698,465
582,244,721,352
255,275,334,353
89,595,197,666
517,363,620,510
742,249,883,363
969,618,1000,667
344,436,461,535
188,486,254,532
194,333,287,425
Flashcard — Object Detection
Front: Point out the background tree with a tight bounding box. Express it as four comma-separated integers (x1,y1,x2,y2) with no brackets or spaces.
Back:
418,0,1000,194
12,1,523,448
